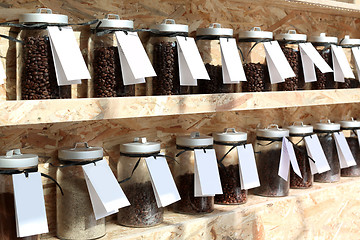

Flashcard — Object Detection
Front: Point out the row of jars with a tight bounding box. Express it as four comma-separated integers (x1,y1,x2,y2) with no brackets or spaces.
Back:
14,9,360,100
1,118,359,239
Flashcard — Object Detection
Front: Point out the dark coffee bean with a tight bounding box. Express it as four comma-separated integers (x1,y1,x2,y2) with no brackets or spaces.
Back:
290,140,313,189
243,63,271,92
341,137,360,176
312,49,335,90
198,64,233,94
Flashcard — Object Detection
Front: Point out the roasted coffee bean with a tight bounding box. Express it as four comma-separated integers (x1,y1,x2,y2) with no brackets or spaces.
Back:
198,64,233,94
341,137,360,176
290,144,313,189
312,50,335,90
338,78,359,89
242,63,270,92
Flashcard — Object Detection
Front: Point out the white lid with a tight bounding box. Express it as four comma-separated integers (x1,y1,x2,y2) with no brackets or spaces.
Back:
176,132,213,147
196,23,233,37
339,118,360,128
339,35,360,46
58,142,103,161
120,137,161,154
238,27,273,40
308,33,338,44
91,14,133,29
275,30,307,42
256,124,289,138
213,128,247,142
287,122,313,135
152,19,188,33
0,149,38,169
20,8,68,24
314,120,340,131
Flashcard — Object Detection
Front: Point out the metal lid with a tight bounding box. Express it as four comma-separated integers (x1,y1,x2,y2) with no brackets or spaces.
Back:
58,142,103,161
212,128,247,142
0,149,38,169
275,30,307,42
308,33,338,44
176,132,213,147
20,8,68,24
287,122,313,135
152,19,188,33
339,118,360,129
120,137,161,154
238,27,273,40
91,14,133,29
256,124,289,138
339,35,360,46
314,120,340,131
196,23,233,37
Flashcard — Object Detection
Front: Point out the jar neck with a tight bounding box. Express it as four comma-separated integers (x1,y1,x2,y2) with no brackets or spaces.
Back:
213,140,247,146
120,151,161,158
151,32,188,38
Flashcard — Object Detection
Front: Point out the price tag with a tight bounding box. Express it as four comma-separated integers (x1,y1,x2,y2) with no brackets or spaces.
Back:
0,59,5,85
278,137,302,181
331,45,355,82
333,132,357,168
220,38,246,83
304,135,331,174
236,144,260,189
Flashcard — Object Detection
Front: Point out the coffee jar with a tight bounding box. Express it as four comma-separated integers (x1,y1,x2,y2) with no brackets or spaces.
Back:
338,35,360,89
118,137,164,227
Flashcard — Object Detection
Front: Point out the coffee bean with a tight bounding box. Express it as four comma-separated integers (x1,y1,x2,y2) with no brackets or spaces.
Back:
198,64,233,94
290,139,313,189
312,49,335,90
242,63,271,92
338,78,359,89
341,137,360,176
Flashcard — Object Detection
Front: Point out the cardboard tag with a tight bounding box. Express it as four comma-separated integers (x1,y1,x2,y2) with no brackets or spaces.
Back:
12,172,48,237
357,130,360,148
278,137,302,181
145,156,181,208
82,159,130,220
352,47,360,80
220,38,246,83
331,45,355,82
194,149,222,197
304,135,331,174
0,60,5,85
236,144,260,189
333,132,357,168
263,41,296,84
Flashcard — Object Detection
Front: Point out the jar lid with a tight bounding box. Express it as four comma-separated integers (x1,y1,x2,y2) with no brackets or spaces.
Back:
314,120,340,131
238,27,273,40
308,33,338,44
152,19,188,33
0,149,38,169
58,142,103,161
91,14,133,29
275,30,307,42
256,124,289,138
339,118,360,129
120,137,161,154
212,128,247,142
287,122,313,135
176,132,213,147
20,8,68,24
339,35,360,46
196,23,233,37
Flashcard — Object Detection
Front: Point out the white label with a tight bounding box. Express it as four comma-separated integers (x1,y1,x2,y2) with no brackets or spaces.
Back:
145,156,181,208
194,149,222,197
82,159,130,220
220,38,246,83
12,172,48,237
0,60,5,85
357,130,360,148
331,45,355,82
236,144,260,189
333,132,357,168
47,27,90,85
278,137,302,181
304,135,331,174
176,36,210,86
263,41,296,84
352,47,360,80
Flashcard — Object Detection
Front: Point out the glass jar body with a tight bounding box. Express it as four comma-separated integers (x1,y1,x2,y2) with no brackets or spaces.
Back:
311,44,335,90
337,47,359,89
341,129,360,176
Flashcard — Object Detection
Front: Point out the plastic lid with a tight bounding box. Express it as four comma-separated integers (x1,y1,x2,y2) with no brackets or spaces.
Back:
308,33,338,44
238,27,273,40
275,30,307,42
287,122,313,135
256,124,289,138
196,23,233,37
20,8,68,24
0,149,38,169
212,128,247,142
176,132,213,147
120,137,161,154
339,35,360,46
314,120,340,131
152,19,188,33
58,142,103,161
339,118,360,129
91,14,133,29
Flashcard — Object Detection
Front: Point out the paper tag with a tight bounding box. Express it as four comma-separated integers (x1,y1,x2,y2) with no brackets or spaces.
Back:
299,43,333,82
236,144,260,189
0,60,5,85
194,149,222,197
12,172,48,237
145,156,181,208
82,159,130,220
278,137,302,181
304,135,331,174
47,27,90,85
263,41,296,84
220,38,246,83
332,45,355,82
352,47,360,80
333,132,357,168
176,36,210,86
357,130,360,148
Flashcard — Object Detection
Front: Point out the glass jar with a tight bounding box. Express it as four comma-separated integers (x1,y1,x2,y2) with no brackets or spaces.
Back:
57,143,105,240
313,120,341,183
212,128,247,204
308,33,337,90
275,30,307,91
339,118,360,176
146,19,190,95
253,124,289,197
0,149,39,240
287,123,314,189
118,137,163,227
238,27,273,92
173,132,214,214
338,36,360,89
17,8,71,100
88,14,135,98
